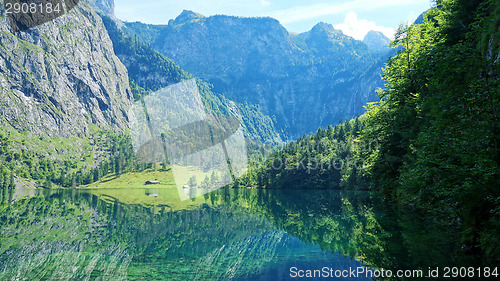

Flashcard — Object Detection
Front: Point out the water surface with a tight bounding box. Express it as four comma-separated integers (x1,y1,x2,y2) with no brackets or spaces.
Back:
0,188,485,280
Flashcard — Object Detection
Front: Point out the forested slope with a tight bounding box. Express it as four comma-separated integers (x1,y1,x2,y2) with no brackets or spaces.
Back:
0,2,283,189
361,0,499,256
234,118,371,190
247,0,500,260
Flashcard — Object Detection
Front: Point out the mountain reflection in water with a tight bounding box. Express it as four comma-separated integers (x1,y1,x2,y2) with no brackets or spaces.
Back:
0,188,485,280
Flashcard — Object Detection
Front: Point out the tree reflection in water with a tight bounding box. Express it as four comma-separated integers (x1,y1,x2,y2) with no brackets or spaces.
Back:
0,188,489,280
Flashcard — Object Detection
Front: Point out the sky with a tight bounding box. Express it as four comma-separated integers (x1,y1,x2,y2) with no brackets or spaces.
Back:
114,0,433,40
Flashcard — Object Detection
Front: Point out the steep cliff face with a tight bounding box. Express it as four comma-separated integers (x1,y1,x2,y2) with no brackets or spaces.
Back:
0,1,282,188
146,11,301,82
0,1,132,137
89,0,115,17
126,13,393,138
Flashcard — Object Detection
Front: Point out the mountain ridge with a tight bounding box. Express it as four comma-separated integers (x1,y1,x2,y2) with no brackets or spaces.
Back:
169,10,206,26
125,10,394,138
363,30,390,51
0,1,282,189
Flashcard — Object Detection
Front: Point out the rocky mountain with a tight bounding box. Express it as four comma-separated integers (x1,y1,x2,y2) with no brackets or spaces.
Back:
0,1,284,189
0,2,281,143
363,30,391,52
100,15,282,144
0,0,393,187
126,11,394,139
90,0,115,17
0,1,132,137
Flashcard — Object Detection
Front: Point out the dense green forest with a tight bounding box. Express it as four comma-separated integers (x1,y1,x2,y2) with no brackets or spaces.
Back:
243,0,499,259
362,0,499,257
0,126,138,189
233,118,372,190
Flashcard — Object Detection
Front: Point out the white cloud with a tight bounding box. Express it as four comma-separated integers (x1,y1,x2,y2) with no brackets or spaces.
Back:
271,2,349,24
271,0,424,25
334,11,394,40
260,0,271,7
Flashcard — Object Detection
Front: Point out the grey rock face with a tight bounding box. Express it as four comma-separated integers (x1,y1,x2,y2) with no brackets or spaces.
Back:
0,1,133,137
156,14,297,82
127,13,393,138
363,30,390,52
89,0,115,17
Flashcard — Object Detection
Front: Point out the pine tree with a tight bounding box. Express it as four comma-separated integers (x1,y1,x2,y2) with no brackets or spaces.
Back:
44,176,52,188
93,168,100,183
0,169,4,189
9,172,15,189
3,173,7,190
115,157,121,175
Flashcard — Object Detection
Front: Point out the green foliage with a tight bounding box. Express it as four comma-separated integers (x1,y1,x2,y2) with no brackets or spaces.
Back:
237,0,499,261
361,0,500,258
188,175,197,187
237,118,373,190
0,126,138,188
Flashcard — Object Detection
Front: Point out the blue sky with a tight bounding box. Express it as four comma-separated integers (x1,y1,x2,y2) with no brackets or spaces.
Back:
114,0,433,40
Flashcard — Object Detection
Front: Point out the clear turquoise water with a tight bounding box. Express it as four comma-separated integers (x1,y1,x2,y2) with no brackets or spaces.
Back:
0,188,484,280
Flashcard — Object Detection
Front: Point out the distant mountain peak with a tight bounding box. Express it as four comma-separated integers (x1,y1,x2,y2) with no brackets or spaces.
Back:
171,10,206,26
307,22,345,40
311,22,337,33
125,13,389,139
363,30,390,51
363,30,388,40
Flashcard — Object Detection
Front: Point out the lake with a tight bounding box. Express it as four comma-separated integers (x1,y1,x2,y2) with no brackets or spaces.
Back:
0,188,489,280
